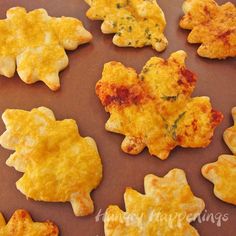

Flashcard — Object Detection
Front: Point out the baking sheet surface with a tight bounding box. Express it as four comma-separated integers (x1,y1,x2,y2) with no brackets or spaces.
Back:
0,0,235,235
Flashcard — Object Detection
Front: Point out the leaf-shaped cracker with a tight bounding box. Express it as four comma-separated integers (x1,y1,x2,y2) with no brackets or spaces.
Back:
0,107,102,216
179,0,236,59
96,50,223,160
104,169,205,236
202,107,236,205
224,107,236,155
85,0,167,51
202,155,236,205
0,7,92,90
0,209,58,236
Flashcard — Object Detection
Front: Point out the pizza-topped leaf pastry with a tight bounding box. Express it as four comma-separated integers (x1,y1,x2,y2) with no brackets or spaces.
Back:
85,0,168,51
0,209,59,236
0,7,92,90
202,107,236,205
0,107,102,216
96,50,223,160
105,169,205,236
180,0,236,59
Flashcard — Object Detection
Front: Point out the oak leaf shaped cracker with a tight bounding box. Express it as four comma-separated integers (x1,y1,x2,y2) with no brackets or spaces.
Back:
202,107,236,205
179,0,236,59
202,155,236,205
0,209,58,236
104,169,205,236
0,7,92,90
0,107,103,216
96,50,223,160
85,0,167,51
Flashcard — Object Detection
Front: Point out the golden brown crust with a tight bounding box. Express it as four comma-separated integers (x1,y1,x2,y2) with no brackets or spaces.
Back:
202,155,236,205
224,107,236,155
202,107,236,205
0,7,92,90
104,169,205,236
96,50,223,159
85,0,167,51
0,209,59,236
0,107,102,216
180,0,236,59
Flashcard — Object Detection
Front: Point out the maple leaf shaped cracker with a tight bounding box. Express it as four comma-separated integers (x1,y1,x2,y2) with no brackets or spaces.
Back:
202,107,236,205
0,209,59,236
96,50,223,160
0,7,92,90
0,107,103,216
85,0,168,51
104,169,205,236
179,0,236,59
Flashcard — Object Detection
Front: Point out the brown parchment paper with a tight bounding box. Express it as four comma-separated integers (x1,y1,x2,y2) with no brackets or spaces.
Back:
0,0,235,235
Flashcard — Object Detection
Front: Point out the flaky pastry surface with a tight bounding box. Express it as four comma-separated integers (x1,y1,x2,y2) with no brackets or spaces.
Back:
202,155,236,205
0,107,102,216
0,209,58,236
105,169,205,236
96,50,223,159
0,7,92,90
180,0,236,59
224,107,236,155
202,107,236,205
85,0,167,51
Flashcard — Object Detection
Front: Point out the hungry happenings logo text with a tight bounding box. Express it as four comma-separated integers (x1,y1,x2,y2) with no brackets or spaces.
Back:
95,208,229,228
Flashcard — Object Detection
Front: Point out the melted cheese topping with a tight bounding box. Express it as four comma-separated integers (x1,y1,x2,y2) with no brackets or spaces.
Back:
224,107,236,155
202,107,236,205
0,107,102,216
85,0,167,51
202,155,236,205
180,0,236,59
105,169,205,236
0,7,92,90
0,210,58,236
96,50,223,160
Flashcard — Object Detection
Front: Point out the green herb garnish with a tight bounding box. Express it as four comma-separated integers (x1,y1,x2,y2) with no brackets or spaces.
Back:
170,112,186,140
161,94,179,101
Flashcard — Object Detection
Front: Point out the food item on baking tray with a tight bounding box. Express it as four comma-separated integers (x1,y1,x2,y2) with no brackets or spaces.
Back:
202,107,236,205
85,0,168,51
202,155,236,206
104,169,205,236
0,107,102,216
0,209,59,236
0,7,92,90
96,50,223,160
223,107,236,155
180,0,236,59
